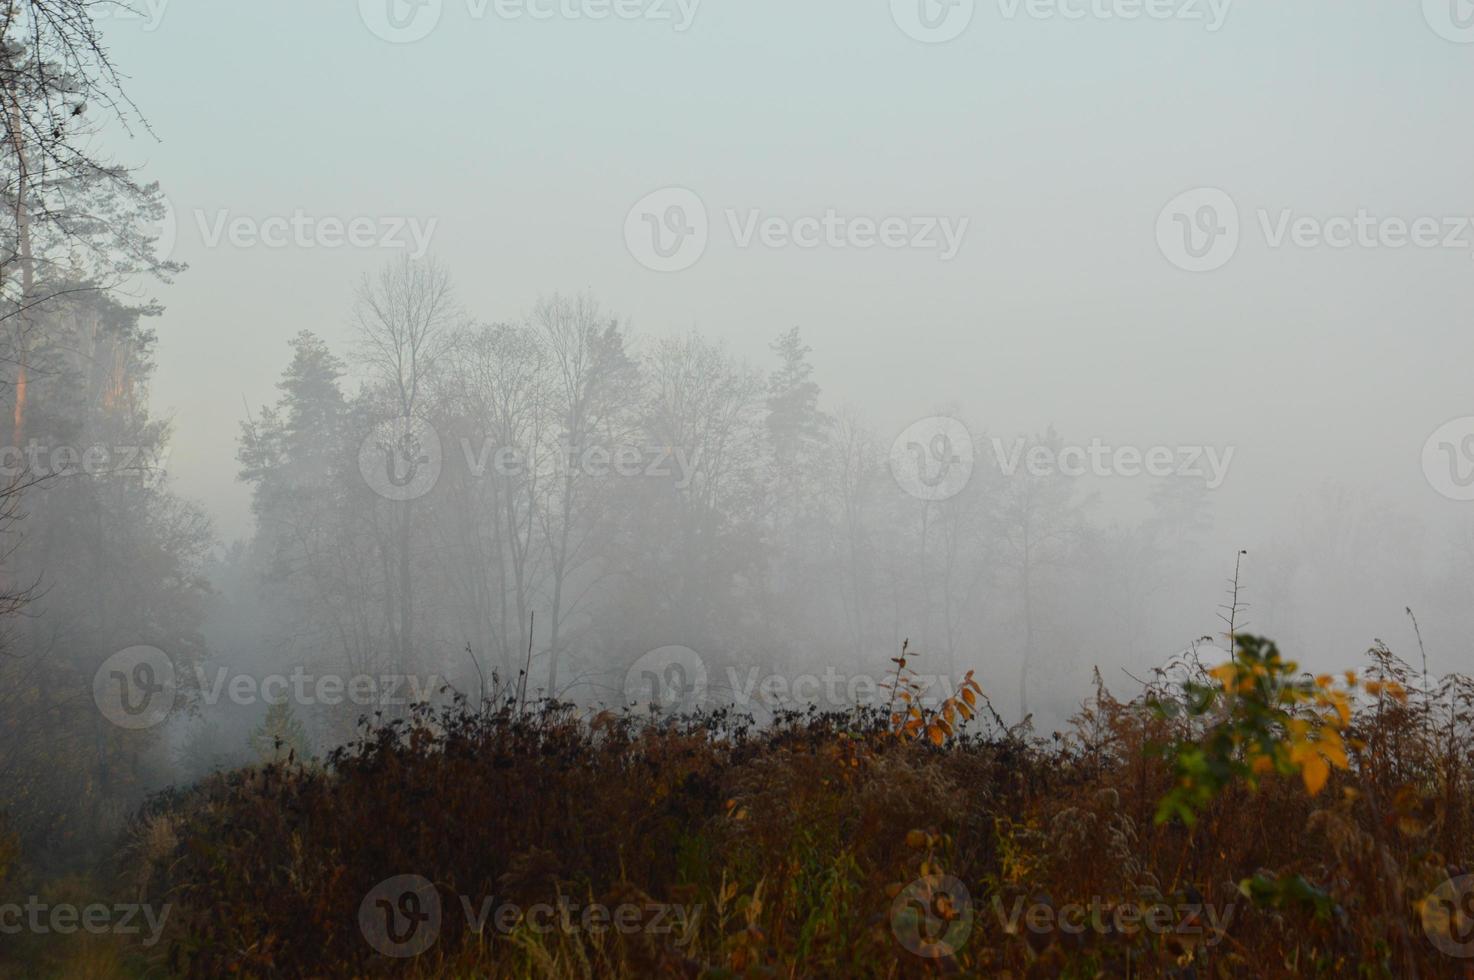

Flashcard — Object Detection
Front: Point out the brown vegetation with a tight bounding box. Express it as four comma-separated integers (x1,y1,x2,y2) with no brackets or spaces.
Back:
50,638,1474,977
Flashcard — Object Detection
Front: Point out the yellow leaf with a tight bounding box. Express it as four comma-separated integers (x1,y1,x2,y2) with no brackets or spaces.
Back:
1301,753,1330,796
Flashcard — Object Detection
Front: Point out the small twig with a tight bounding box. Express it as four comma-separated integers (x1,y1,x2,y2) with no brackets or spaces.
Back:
1217,550,1248,665
463,642,485,710
883,638,909,727
1407,607,1431,741
518,610,535,716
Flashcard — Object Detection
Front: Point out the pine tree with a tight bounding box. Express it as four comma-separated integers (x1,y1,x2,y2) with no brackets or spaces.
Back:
765,327,826,466
239,330,348,504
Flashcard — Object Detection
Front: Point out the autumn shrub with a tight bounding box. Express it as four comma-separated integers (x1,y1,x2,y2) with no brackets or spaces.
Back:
116,638,1474,978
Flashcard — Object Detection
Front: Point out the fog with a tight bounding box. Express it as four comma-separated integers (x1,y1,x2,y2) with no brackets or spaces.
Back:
5,0,1474,874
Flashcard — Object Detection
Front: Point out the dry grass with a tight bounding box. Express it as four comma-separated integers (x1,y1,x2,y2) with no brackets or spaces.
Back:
33,637,1474,977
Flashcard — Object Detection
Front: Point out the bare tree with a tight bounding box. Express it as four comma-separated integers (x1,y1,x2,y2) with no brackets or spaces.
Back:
353,256,458,420
353,256,459,669
531,293,636,694
826,407,880,659
438,321,550,675
637,331,765,646
994,427,1091,719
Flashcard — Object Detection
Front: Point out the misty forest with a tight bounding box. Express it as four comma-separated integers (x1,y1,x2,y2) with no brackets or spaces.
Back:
3,0,1474,976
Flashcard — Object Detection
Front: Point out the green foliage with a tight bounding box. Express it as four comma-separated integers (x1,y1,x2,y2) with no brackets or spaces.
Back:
1153,635,1357,826
1239,872,1337,921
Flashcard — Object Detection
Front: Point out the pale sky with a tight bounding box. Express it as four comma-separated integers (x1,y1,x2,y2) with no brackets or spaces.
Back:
98,0,1474,555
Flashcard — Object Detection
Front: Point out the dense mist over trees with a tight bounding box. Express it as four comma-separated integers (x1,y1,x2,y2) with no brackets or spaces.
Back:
7,239,1474,871
155,254,1467,781
0,0,202,875
3,1,1474,974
